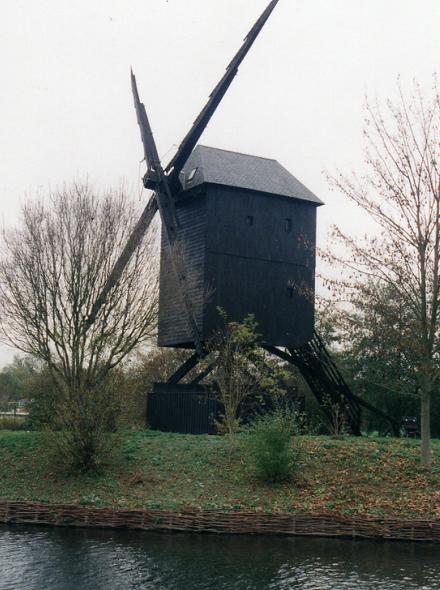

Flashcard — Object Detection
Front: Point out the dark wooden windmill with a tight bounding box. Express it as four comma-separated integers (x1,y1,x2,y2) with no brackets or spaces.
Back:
158,144,322,350
88,0,399,436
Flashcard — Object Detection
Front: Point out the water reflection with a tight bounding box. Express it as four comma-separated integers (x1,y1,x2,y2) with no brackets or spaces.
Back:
0,525,438,590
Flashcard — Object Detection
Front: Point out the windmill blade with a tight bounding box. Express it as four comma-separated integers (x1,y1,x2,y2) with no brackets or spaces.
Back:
85,2,280,348
84,194,158,329
131,69,161,177
84,72,163,331
132,74,205,355
165,0,280,182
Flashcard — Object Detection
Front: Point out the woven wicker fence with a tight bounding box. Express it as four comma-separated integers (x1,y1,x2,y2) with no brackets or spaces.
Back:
1,501,439,542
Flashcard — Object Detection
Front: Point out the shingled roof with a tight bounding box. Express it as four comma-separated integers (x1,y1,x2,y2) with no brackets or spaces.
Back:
179,145,323,205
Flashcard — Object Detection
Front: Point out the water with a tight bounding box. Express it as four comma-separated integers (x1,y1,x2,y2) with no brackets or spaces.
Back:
0,525,439,590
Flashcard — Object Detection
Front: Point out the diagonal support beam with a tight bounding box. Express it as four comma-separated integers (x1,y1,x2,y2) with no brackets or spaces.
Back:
167,352,201,385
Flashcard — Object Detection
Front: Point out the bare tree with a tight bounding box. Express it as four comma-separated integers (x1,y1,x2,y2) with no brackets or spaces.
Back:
0,182,159,468
327,78,440,465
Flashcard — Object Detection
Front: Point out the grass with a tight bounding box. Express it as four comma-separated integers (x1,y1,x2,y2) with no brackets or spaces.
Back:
0,430,439,518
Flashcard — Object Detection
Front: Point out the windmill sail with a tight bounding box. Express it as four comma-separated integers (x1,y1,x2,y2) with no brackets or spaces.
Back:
131,74,204,355
166,0,280,183
84,0,281,352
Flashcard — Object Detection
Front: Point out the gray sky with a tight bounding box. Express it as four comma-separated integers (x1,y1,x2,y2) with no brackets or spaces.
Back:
1,0,439,365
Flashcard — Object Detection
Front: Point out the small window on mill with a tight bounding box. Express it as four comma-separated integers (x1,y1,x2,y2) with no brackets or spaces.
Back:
246,215,254,226
287,286,294,298
187,168,197,184
285,218,292,232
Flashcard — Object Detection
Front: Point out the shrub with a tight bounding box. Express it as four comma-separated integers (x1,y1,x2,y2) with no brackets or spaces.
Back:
205,311,287,451
27,369,59,430
0,416,30,431
245,409,300,483
45,380,123,473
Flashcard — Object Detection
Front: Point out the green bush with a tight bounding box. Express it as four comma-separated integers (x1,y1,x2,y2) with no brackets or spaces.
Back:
245,409,300,483
0,416,30,431
45,382,122,473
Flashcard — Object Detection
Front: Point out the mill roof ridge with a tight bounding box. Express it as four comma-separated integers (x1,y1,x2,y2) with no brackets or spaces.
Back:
180,145,323,205
198,144,278,162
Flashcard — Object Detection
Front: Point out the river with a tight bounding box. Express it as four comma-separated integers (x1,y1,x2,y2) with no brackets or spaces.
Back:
0,525,439,589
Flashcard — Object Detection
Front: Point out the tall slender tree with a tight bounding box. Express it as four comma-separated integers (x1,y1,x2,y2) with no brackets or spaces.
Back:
327,78,440,465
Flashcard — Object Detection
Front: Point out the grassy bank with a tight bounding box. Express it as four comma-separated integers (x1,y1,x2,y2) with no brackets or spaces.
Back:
1,431,439,519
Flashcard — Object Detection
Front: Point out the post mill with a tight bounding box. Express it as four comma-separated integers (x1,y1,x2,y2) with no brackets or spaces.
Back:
158,144,321,350
87,0,399,436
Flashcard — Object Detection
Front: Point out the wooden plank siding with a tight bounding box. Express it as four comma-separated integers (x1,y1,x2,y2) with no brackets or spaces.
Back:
158,183,317,348
147,384,219,434
158,193,207,347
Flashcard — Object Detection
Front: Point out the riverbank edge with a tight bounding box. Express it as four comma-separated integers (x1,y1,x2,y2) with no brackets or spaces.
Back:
1,501,439,542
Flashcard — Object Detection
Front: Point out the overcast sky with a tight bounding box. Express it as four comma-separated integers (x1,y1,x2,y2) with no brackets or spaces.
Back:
1,0,439,365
